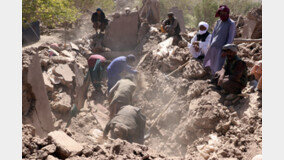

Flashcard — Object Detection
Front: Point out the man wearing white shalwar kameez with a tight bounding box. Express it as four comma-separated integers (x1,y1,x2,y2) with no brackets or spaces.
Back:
188,21,211,59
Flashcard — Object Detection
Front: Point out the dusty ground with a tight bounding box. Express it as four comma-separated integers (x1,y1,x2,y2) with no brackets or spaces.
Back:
22,7,262,160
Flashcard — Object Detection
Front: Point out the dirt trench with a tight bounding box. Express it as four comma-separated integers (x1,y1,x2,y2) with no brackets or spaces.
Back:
22,6,262,159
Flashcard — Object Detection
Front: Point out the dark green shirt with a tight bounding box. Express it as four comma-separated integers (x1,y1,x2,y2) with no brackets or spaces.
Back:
224,55,248,87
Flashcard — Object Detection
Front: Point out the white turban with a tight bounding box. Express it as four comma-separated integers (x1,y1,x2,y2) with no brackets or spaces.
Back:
198,21,209,31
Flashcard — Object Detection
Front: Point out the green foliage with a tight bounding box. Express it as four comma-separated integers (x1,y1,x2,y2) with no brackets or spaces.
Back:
22,0,81,28
193,0,218,31
218,0,262,15
73,0,115,14
159,0,261,30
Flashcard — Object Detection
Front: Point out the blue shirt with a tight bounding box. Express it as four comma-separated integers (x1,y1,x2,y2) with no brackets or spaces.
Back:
107,56,137,77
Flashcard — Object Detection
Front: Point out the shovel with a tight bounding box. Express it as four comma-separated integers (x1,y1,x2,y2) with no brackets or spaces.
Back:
144,94,177,139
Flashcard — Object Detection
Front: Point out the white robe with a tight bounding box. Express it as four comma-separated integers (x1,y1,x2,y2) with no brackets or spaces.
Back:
188,33,212,58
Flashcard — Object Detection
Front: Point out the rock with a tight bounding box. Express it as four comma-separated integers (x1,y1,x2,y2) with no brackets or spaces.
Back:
139,0,160,24
42,72,54,91
187,80,208,101
252,154,262,160
152,37,174,56
61,50,75,59
22,52,54,137
70,42,79,51
89,129,104,143
40,58,49,68
51,92,72,113
48,131,83,159
170,7,186,33
103,11,139,51
41,144,56,154
53,64,75,87
50,43,61,52
178,40,188,48
82,147,93,157
54,119,63,129
242,19,257,39
51,56,74,64
46,155,59,160
38,43,50,50
48,48,60,56
183,60,206,79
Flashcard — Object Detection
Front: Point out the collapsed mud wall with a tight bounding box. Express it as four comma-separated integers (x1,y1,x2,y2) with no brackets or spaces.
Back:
139,0,160,24
22,50,54,137
103,11,140,51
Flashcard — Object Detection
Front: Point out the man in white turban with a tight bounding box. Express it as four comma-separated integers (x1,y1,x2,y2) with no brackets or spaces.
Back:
188,21,212,59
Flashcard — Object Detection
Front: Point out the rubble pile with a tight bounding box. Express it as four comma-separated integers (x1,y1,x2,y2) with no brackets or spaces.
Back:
237,42,262,69
132,22,262,159
22,6,262,160
22,125,170,160
231,6,262,39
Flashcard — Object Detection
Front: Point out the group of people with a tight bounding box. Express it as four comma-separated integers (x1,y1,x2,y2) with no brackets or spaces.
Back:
87,53,146,144
87,4,262,144
161,5,261,94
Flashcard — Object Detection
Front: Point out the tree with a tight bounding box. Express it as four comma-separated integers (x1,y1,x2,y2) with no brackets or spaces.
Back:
22,0,81,28
193,0,218,31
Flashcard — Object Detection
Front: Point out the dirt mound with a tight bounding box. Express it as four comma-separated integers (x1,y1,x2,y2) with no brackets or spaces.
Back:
231,6,262,39
131,24,262,159
22,6,262,159
22,124,170,160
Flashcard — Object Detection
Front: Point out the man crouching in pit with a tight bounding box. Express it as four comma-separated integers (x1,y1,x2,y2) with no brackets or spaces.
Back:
108,75,136,119
213,44,248,94
103,105,146,144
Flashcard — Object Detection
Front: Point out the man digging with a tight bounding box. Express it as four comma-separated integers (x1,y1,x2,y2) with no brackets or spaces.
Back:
103,105,146,144
108,75,136,119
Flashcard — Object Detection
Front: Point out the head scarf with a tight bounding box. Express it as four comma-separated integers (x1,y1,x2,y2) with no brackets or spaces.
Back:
96,8,102,12
198,21,209,35
222,44,238,53
215,5,230,21
127,54,136,62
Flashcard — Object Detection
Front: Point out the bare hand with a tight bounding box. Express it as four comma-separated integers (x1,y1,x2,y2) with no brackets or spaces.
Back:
217,78,223,86
194,46,200,52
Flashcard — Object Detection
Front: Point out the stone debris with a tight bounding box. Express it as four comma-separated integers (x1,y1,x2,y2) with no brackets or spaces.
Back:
48,131,84,158
139,0,160,24
70,42,79,51
51,92,72,113
22,6,262,160
61,50,75,59
22,52,54,137
53,64,75,87
50,43,62,52
42,72,54,91
103,11,140,51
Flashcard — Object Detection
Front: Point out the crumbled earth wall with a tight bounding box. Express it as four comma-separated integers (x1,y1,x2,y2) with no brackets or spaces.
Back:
22,7,262,160
102,10,140,51
139,0,160,24
22,50,55,137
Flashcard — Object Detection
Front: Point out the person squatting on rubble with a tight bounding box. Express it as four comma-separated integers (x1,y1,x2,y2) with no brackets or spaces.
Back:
203,5,236,75
103,105,146,144
249,60,262,91
107,54,138,92
188,21,212,60
212,44,248,94
108,75,136,119
87,54,110,91
91,8,109,34
162,12,182,45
